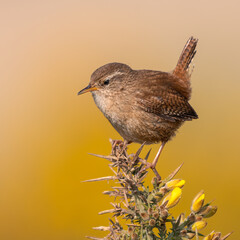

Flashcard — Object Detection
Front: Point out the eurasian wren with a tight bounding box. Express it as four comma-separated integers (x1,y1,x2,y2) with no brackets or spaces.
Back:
78,37,198,179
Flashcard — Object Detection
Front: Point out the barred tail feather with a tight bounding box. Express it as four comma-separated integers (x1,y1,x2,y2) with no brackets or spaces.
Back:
173,37,198,80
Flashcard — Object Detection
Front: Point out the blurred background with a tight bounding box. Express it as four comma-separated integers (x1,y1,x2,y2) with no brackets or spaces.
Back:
1,0,240,239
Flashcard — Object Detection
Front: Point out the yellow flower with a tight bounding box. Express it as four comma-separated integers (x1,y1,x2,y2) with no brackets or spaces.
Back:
203,231,216,240
203,231,223,240
166,179,186,189
191,190,205,212
187,233,195,239
152,227,159,236
162,187,182,208
200,205,218,218
192,220,207,231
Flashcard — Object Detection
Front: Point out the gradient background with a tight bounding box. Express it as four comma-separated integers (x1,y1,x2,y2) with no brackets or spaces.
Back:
1,1,240,239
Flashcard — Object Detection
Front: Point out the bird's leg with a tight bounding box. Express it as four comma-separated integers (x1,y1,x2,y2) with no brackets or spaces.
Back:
151,142,166,181
152,168,162,182
151,142,166,169
141,142,166,181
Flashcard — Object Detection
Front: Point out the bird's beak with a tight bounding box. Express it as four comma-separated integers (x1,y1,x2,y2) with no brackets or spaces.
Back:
78,84,98,95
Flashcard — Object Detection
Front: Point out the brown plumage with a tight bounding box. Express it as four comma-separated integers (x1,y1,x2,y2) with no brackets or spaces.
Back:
78,37,198,179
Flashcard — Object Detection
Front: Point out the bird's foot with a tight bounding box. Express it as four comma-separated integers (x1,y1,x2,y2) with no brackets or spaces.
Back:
110,139,129,156
140,161,161,182
110,139,124,148
139,142,166,182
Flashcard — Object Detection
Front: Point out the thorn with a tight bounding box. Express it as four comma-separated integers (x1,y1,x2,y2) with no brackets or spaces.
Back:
127,224,141,227
221,232,233,240
92,226,111,231
112,186,127,190
110,202,117,208
108,218,115,225
85,237,106,240
165,162,184,181
102,191,123,197
138,172,148,183
88,153,117,161
152,167,161,182
123,190,129,207
195,227,199,240
82,176,116,183
98,209,116,215
132,142,145,162
161,200,169,208
109,165,117,175
144,148,152,161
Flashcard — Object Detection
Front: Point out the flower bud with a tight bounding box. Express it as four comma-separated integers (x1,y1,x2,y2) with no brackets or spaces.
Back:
200,205,218,218
180,229,187,237
128,226,134,233
195,215,203,221
203,231,216,240
162,187,182,208
154,187,168,202
140,212,149,220
166,179,185,189
149,219,156,226
152,177,160,187
159,205,168,219
192,220,207,231
191,190,205,212
212,232,221,240
188,212,196,222
221,232,233,240
187,233,196,239
158,186,169,195
132,232,138,240
153,211,159,219
148,208,153,215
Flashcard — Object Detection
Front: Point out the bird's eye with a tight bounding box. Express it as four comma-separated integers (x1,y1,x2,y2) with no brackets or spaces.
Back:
103,79,110,85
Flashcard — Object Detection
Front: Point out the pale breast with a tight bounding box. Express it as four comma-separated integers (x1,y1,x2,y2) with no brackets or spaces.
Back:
92,92,111,117
91,91,182,144
92,91,129,124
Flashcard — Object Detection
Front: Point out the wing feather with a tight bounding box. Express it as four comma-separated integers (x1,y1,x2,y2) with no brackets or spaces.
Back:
137,88,198,122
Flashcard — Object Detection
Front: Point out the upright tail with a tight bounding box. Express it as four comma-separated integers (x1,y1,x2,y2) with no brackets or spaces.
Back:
173,36,198,81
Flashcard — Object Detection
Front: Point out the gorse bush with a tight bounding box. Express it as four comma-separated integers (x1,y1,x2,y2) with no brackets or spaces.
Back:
85,141,231,240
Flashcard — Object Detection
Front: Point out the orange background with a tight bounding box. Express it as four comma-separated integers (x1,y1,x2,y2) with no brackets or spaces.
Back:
1,1,240,239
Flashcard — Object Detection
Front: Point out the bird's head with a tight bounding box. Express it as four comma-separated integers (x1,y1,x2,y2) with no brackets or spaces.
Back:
78,62,132,96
